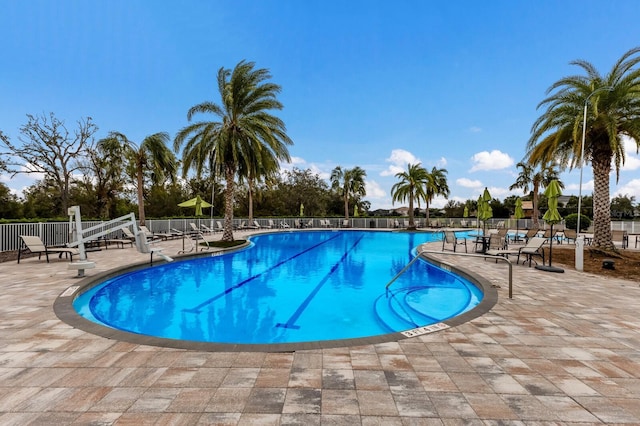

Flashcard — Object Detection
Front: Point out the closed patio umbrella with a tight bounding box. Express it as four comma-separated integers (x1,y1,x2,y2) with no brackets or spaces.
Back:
514,197,524,240
536,180,564,273
478,187,493,233
300,203,304,217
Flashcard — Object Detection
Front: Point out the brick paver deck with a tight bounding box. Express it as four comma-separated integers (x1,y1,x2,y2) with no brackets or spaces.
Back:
1,229,639,424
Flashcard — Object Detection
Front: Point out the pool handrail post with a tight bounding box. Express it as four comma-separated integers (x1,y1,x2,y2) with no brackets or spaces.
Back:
385,249,513,299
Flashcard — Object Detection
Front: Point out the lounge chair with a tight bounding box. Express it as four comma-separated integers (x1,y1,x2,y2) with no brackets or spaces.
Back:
139,225,161,240
201,224,217,234
103,231,134,249
121,227,138,241
17,235,80,263
267,219,275,229
341,219,351,228
442,230,467,253
248,220,261,229
280,221,290,229
306,219,314,228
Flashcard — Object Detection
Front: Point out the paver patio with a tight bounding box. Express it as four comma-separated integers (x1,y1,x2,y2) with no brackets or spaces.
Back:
1,229,639,424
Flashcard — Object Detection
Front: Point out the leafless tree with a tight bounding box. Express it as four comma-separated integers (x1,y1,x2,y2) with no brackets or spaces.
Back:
0,113,98,215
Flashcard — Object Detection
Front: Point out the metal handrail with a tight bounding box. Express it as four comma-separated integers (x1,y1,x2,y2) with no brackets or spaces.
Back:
385,249,513,298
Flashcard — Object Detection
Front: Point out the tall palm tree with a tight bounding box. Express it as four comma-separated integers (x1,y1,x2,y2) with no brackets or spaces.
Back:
238,147,280,223
330,166,367,220
174,60,292,241
528,47,640,250
99,131,176,225
424,166,450,225
390,163,428,230
509,161,562,228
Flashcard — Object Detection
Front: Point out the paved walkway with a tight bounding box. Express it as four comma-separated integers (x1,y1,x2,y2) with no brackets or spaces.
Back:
1,230,639,424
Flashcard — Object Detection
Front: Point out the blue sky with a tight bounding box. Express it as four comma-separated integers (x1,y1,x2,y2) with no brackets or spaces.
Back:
2,0,640,210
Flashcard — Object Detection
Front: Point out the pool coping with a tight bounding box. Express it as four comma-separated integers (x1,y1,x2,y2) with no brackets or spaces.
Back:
53,238,498,353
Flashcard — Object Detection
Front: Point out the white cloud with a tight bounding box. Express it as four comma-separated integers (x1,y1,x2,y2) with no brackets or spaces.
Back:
456,177,482,188
469,126,482,133
289,156,306,166
614,179,640,199
365,180,386,199
565,180,594,192
380,149,420,176
469,150,514,172
436,157,447,167
621,136,640,171
308,163,330,180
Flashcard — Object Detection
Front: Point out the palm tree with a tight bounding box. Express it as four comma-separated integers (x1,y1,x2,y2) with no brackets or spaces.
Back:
424,166,450,225
330,166,367,220
390,163,428,230
509,161,562,228
238,147,280,223
99,131,176,225
174,60,292,241
527,47,640,250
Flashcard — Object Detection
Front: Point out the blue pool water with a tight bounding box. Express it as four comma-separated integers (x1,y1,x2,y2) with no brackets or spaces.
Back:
73,230,482,344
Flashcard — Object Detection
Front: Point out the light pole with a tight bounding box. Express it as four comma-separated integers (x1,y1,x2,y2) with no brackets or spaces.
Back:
576,86,612,271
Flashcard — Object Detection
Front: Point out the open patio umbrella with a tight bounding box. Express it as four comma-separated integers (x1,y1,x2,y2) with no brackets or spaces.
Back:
178,195,212,216
514,197,524,241
536,180,564,273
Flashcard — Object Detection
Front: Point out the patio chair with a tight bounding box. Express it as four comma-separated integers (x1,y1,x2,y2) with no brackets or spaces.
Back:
611,230,628,249
17,235,80,263
442,230,467,253
200,224,215,234
486,236,547,267
341,219,351,228
280,221,290,229
248,220,261,229
121,227,138,241
563,229,577,244
485,233,509,262
267,219,275,229
306,219,314,228
523,228,542,243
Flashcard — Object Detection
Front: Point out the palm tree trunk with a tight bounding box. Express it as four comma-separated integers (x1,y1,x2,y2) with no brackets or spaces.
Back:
592,156,614,250
425,201,430,225
222,166,235,242
532,185,540,228
408,193,415,229
248,178,254,223
136,166,146,226
344,195,350,220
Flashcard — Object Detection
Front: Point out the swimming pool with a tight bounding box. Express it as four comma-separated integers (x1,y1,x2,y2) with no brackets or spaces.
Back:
68,230,491,349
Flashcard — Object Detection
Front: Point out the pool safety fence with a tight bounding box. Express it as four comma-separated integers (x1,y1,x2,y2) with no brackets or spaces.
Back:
1,217,637,253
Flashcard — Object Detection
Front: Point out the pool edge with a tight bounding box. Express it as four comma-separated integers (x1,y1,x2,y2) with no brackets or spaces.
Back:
54,241,498,353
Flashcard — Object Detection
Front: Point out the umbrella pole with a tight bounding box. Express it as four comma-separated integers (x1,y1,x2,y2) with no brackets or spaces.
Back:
535,223,564,273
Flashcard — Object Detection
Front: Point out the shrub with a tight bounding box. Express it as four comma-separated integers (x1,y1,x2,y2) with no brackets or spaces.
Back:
564,213,591,231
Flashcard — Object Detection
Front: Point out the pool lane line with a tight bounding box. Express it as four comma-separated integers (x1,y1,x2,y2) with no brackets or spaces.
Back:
275,234,365,330
182,233,344,313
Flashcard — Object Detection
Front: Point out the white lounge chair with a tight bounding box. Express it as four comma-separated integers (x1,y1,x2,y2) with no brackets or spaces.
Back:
280,221,290,229
17,235,80,263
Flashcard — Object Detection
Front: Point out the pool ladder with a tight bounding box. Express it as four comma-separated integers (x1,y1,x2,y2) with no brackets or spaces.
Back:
385,249,513,299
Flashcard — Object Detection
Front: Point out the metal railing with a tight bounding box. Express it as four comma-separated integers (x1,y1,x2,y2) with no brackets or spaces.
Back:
385,249,514,299
1,216,637,254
